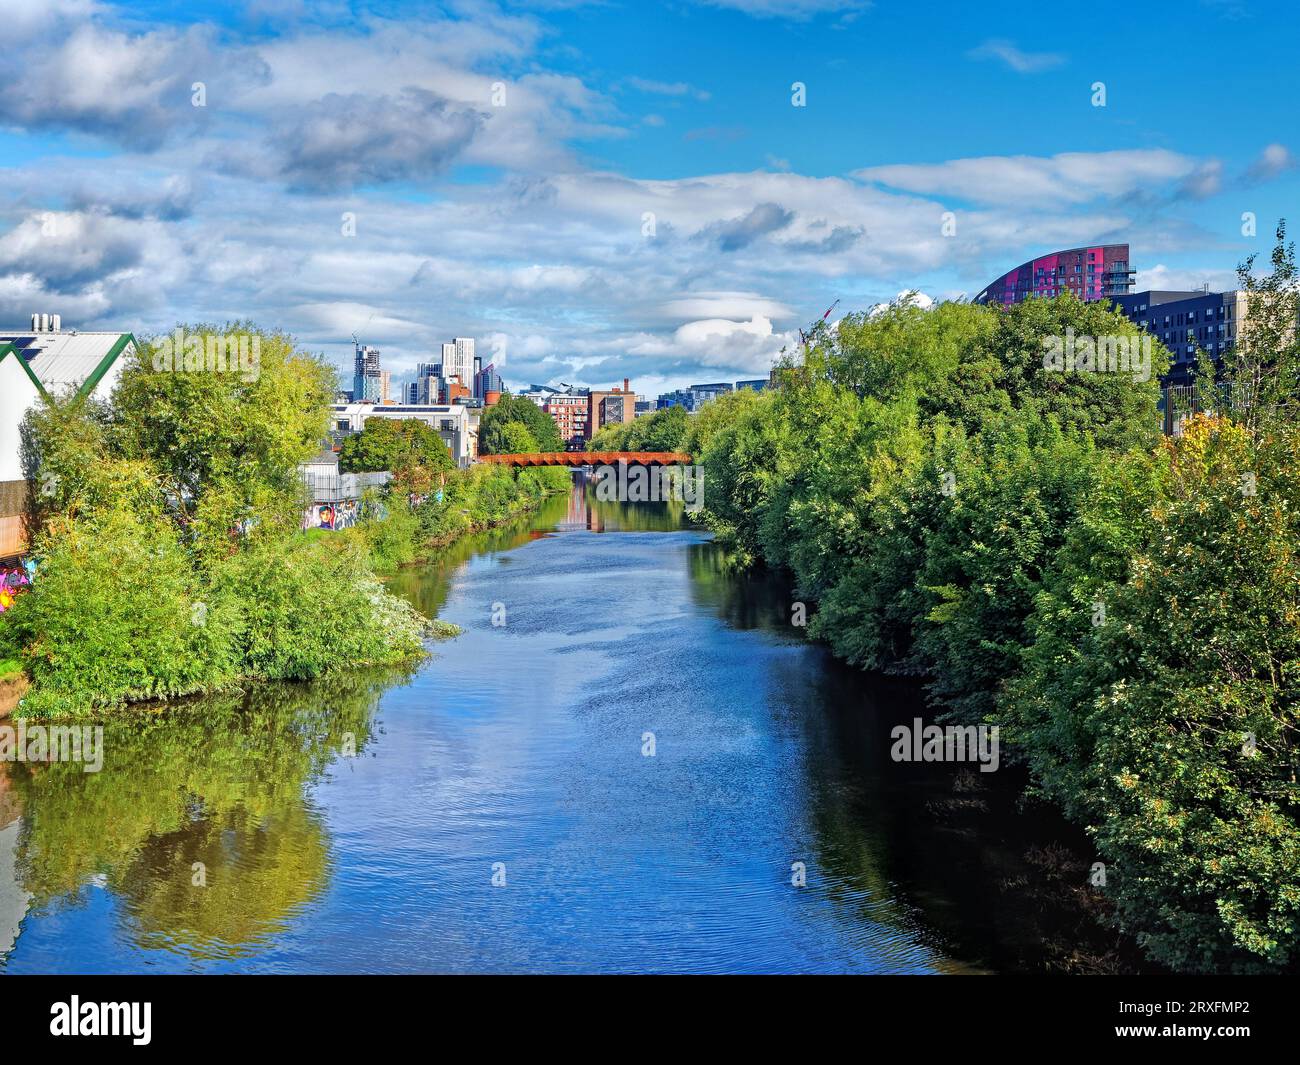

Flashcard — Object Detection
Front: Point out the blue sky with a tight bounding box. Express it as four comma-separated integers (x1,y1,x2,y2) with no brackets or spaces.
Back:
1,0,1296,396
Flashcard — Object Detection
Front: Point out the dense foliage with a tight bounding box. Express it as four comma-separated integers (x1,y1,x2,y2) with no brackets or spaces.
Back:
589,403,689,452
4,325,431,716
338,417,455,475
691,232,1300,972
478,394,563,453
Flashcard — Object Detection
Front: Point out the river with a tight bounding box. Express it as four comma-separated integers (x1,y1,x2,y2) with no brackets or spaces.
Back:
0,478,1113,974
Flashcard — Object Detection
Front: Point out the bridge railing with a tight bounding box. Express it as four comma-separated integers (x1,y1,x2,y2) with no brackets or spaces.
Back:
478,451,692,466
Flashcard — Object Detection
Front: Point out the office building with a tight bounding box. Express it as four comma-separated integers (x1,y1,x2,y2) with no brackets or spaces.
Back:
474,362,504,400
441,337,475,389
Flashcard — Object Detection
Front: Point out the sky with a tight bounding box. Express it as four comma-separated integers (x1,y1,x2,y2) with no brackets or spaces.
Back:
1,0,1297,397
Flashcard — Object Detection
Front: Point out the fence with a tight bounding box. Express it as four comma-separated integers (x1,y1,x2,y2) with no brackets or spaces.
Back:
301,470,391,503
1158,382,1251,436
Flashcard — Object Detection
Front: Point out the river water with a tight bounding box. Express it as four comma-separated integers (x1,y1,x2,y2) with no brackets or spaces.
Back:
0,479,1103,974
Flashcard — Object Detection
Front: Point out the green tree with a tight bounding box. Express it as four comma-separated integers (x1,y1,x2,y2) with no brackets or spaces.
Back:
479,395,563,453
112,323,336,561
1004,417,1300,971
338,418,454,474
1228,220,1300,434
12,322,430,715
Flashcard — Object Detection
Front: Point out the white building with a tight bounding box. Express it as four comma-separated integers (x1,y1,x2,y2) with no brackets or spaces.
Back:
329,401,477,468
0,316,137,560
441,337,474,390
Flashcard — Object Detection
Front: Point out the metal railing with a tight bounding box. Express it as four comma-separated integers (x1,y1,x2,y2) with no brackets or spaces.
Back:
1158,381,1252,436
301,470,391,503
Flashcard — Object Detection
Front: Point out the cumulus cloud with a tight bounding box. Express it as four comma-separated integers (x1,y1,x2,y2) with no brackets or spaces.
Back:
707,203,794,251
1135,264,1238,293
868,290,934,316
0,4,273,151
0,209,187,321
0,3,1261,394
272,89,486,192
1175,159,1224,200
628,315,796,374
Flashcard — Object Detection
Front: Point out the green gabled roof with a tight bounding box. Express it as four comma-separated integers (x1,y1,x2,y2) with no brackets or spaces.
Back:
77,333,136,401
0,341,52,398
0,333,136,404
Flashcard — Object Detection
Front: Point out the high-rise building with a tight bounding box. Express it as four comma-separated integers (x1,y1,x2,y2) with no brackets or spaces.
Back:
441,337,474,388
352,343,382,402
973,244,1135,305
474,362,504,400
413,361,442,405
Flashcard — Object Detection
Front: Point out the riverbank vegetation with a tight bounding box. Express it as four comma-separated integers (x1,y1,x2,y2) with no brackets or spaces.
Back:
331,410,570,572
680,225,1299,973
0,325,566,718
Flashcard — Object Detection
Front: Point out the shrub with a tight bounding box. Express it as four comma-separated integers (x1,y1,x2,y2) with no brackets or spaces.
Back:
7,507,239,715
1004,417,1300,972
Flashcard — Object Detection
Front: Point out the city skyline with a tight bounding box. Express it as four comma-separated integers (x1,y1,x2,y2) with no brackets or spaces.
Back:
1,0,1297,396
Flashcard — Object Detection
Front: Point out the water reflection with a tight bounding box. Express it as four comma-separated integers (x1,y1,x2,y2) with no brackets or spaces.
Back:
685,538,1137,974
0,667,412,965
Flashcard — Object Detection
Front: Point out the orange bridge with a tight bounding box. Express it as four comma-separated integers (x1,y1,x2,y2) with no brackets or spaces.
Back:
478,451,692,467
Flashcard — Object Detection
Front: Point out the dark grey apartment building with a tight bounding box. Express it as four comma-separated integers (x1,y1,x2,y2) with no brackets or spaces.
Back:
1110,289,1248,386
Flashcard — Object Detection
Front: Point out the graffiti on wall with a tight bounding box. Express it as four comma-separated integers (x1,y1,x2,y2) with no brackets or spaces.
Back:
307,499,360,530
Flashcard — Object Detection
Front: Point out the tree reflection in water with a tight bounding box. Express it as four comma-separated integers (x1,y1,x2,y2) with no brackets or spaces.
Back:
3,665,413,961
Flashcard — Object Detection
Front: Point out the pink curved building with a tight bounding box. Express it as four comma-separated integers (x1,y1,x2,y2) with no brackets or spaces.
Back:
974,244,1135,305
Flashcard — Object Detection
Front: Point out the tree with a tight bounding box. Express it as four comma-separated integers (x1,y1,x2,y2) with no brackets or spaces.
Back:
1228,220,1300,434
111,322,336,559
589,404,688,453
479,395,563,454
338,418,455,475
1004,417,1300,971
494,422,539,454
12,321,429,715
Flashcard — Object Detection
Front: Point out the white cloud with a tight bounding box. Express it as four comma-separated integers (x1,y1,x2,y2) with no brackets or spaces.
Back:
0,4,1257,395
1245,143,1295,184
856,149,1200,207
966,39,1065,74
1135,265,1238,293
694,0,872,19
